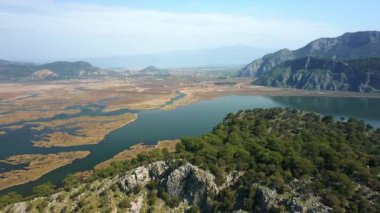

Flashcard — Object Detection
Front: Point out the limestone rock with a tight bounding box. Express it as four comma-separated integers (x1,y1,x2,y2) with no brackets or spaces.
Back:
165,163,218,205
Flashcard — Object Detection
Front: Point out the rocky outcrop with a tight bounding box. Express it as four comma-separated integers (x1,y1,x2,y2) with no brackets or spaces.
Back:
166,163,218,205
255,182,331,213
118,161,333,212
120,161,170,193
32,69,58,80
238,31,380,78
120,161,218,207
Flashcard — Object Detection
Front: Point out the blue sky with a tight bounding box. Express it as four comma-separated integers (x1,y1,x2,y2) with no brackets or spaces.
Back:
0,0,379,62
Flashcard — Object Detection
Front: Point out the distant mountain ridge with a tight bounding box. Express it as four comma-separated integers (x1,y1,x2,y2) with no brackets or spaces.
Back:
0,59,115,81
83,45,271,68
238,31,380,77
255,57,380,92
136,65,169,76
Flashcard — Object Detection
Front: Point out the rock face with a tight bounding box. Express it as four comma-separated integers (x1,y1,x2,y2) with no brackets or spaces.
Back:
120,161,218,207
238,31,380,78
120,161,170,193
118,161,331,212
254,57,380,92
255,186,331,213
166,163,218,206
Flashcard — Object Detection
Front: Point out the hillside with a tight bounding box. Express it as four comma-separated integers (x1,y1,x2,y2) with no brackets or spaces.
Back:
1,108,379,212
238,31,380,77
255,57,380,92
137,65,170,77
0,59,114,81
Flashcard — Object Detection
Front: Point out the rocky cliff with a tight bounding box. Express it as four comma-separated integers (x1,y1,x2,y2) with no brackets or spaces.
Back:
255,57,380,92
2,161,331,213
238,31,380,77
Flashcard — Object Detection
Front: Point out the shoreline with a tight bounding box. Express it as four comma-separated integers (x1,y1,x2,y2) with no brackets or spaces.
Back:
161,85,380,111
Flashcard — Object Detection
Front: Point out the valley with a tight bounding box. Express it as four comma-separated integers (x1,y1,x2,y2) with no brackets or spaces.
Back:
1,74,380,196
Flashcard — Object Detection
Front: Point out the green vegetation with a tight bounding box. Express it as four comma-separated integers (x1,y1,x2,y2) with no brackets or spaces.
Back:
32,182,56,197
177,108,380,212
0,192,22,209
214,81,237,86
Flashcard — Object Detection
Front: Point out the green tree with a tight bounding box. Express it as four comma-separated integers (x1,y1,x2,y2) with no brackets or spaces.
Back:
32,182,56,196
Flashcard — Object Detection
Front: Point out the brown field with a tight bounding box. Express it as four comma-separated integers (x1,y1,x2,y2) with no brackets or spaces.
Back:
32,113,137,147
95,139,179,169
1,77,379,146
0,151,90,191
0,109,80,125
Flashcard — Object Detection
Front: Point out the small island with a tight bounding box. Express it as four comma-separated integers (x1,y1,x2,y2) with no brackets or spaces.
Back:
0,151,90,191
32,113,137,147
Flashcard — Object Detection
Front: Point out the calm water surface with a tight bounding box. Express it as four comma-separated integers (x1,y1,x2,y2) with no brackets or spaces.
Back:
1,95,380,195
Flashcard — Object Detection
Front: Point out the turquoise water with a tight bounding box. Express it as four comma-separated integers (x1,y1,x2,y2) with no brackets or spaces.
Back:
1,95,380,195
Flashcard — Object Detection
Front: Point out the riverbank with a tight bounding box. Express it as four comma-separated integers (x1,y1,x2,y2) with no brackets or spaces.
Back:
162,84,380,110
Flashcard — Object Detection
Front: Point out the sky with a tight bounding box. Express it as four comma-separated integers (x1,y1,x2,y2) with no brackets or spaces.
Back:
0,0,379,63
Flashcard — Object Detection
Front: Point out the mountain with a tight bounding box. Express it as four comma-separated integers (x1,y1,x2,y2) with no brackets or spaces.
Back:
137,65,169,76
82,45,271,68
0,59,36,81
238,31,380,77
0,59,114,81
2,109,379,212
255,57,380,92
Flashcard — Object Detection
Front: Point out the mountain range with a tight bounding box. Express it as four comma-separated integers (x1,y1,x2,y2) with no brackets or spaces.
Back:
238,31,380,78
255,57,380,92
0,59,116,81
238,31,380,92
82,45,271,68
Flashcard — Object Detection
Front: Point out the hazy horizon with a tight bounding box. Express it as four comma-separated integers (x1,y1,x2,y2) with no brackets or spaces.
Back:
1,0,379,66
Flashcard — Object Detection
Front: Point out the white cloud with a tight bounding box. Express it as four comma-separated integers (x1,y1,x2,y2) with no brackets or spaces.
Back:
0,0,343,61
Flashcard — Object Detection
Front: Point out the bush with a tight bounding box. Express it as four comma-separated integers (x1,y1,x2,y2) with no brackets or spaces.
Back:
32,182,56,197
0,192,22,208
168,195,181,208
118,198,131,208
